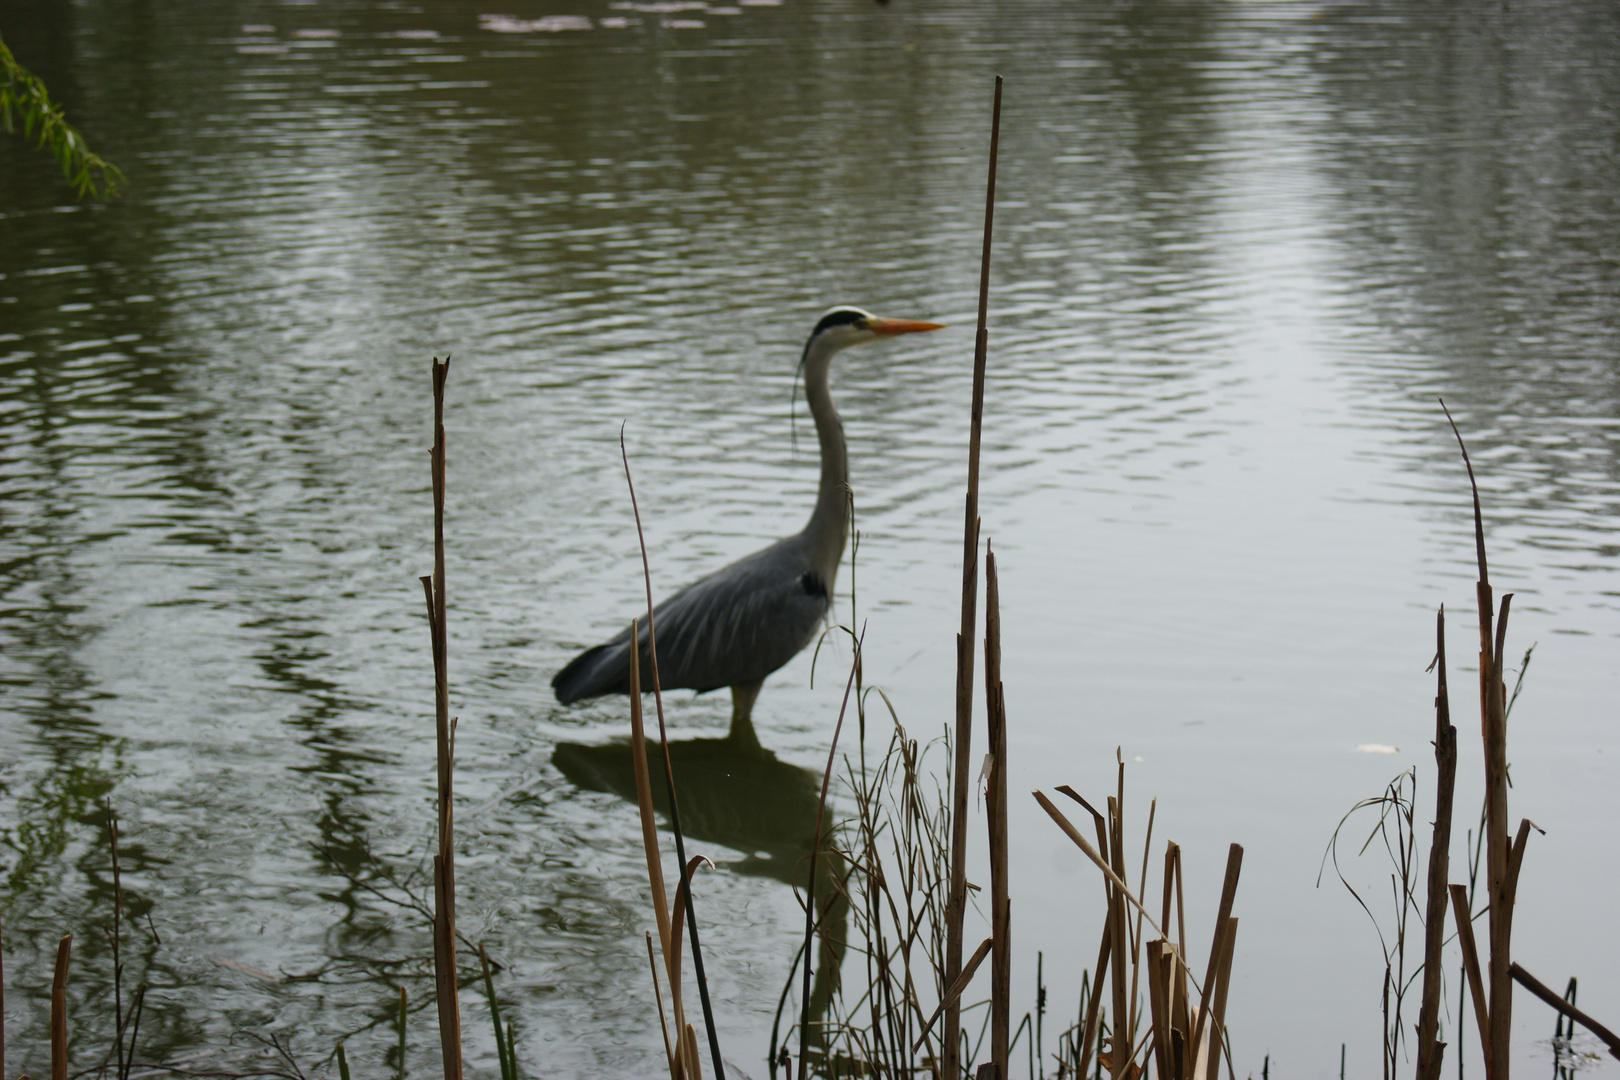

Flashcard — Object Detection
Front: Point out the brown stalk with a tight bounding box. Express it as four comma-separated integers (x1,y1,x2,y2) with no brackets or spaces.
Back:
1145,941,1171,1080
1,913,6,1080
1173,846,1187,966
52,933,71,1080
1127,801,1157,1052
946,72,1002,1080
1208,918,1237,1080
913,937,994,1053
1107,797,1129,1080
1160,846,1176,949
628,626,682,1080
1503,817,1537,906
1441,399,1514,1079
984,550,1011,1079
1509,963,1620,1062
1077,918,1113,1080
670,851,716,1080
1448,884,1490,1073
1188,845,1242,1077
1415,606,1457,1080
419,356,462,1080
1032,793,1172,944
798,626,863,1080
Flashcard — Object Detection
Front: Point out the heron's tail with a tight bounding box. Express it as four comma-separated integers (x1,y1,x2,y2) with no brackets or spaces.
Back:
552,640,631,703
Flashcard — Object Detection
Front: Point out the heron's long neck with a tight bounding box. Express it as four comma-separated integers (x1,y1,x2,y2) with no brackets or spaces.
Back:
801,344,848,578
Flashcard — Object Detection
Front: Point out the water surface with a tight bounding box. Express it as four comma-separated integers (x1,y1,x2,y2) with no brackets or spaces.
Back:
2,1,1618,1076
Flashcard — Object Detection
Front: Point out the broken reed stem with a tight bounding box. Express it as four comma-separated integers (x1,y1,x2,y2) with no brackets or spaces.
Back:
1189,845,1243,1076
1450,887,1491,1072
620,428,723,1080
1416,606,1457,1080
1209,918,1237,1080
913,938,994,1054
1509,964,1620,1062
984,550,1010,1080
946,72,1002,1080
422,355,462,1080
798,626,864,1080
1034,793,1173,946
51,933,70,1080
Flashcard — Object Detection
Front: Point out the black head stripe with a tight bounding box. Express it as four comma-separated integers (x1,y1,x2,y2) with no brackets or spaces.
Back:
811,308,868,337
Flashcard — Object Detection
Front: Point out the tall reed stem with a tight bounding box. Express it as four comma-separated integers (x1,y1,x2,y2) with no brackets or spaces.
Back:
421,356,462,1080
984,550,1010,1080
1415,606,1456,1080
945,72,1002,1080
1442,400,1514,1080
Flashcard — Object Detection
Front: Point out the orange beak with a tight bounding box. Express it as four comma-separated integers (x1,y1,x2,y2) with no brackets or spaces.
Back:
866,316,946,336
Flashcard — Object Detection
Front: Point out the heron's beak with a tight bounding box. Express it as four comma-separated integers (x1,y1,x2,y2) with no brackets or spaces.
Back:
867,316,946,336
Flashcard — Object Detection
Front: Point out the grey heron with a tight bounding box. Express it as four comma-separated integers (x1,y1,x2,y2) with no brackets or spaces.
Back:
551,306,945,750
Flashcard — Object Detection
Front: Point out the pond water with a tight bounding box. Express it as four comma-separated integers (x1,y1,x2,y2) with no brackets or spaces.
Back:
2,1,1617,1077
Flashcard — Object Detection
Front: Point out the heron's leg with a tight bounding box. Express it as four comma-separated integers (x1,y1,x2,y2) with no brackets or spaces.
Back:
728,679,764,755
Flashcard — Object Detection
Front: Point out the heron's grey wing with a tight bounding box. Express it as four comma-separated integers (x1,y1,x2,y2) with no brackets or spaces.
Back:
551,538,830,702
649,539,831,692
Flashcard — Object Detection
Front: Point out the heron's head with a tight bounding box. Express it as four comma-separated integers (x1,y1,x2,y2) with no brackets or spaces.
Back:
804,306,946,356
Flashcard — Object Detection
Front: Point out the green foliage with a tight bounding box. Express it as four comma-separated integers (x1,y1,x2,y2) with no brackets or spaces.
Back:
1,32,124,199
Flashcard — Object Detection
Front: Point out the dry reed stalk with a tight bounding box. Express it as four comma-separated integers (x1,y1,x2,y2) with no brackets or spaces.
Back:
1441,400,1515,1080
648,932,676,1075
1415,606,1457,1080
627,622,691,1080
620,430,724,1080
419,355,462,1080
914,938,994,1054
1188,845,1242,1078
1448,883,1490,1071
946,73,1002,1080
983,550,1010,1080
1208,918,1237,1080
1076,919,1110,1080
51,932,70,1080
799,628,863,1080
1,913,6,1080
1126,801,1157,1057
1509,964,1620,1061
1145,941,1171,1080
1032,794,1172,944
1106,796,1129,1080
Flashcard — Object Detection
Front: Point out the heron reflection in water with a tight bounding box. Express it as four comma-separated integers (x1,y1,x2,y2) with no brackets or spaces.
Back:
551,307,944,752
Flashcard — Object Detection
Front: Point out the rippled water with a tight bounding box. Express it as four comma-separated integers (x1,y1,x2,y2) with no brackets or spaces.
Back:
3,1,1617,1077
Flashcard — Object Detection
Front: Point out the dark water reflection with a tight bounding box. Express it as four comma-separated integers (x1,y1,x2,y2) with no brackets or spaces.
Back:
2,1,1617,1076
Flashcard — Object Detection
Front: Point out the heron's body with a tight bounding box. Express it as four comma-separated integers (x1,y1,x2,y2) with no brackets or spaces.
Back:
552,306,943,750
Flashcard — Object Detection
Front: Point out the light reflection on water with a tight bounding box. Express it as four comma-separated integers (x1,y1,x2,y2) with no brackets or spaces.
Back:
1,1,1617,1076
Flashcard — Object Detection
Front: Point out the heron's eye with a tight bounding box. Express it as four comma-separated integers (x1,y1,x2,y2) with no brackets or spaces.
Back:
852,318,868,331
